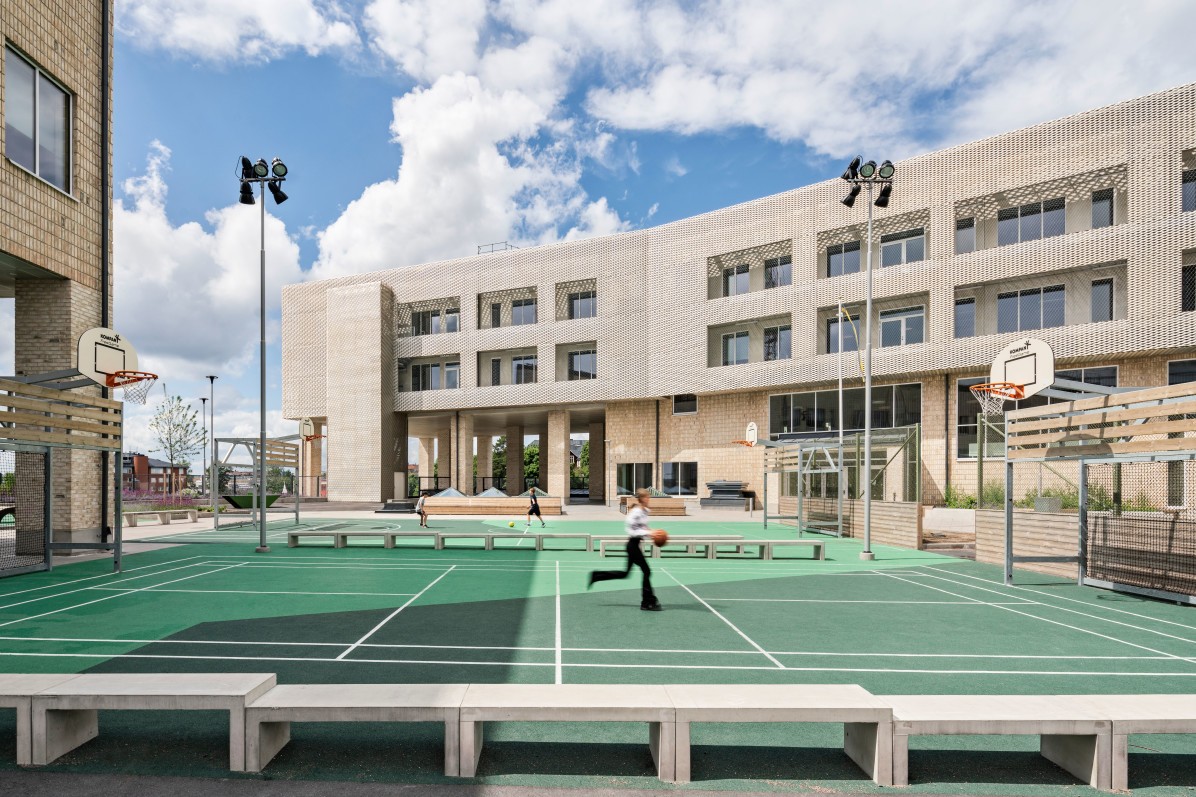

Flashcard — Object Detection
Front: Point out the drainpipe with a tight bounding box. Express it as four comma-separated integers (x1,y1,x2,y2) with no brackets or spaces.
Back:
655,400,660,490
943,374,951,500
99,0,112,552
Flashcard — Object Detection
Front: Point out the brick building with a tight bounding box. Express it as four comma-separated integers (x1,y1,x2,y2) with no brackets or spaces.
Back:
282,84,1196,510
121,453,189,494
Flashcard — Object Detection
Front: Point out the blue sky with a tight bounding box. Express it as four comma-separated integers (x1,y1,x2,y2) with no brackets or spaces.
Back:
3,0,1194,464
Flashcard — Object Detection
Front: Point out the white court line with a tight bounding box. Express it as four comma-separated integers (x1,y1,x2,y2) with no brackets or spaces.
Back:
0,560,213,612
90,587,418,598
335,566,456,660
555,560,563,684
877,570,1196,667
709,598,1033,605
0,563,246,629
661,567,784,669
0,555,205,601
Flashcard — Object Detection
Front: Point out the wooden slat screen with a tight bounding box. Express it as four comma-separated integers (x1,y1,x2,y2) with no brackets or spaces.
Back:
0,379,122,451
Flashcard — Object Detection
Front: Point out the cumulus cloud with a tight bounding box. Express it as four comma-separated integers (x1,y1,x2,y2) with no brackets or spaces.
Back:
364,0,488,82
120,383,297,457
117,0,358,62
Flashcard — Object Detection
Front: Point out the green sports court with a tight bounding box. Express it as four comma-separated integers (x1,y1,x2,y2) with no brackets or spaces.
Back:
1,518,1194,794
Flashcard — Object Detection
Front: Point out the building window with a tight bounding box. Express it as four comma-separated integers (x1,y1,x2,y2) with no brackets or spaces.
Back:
957,378,984,458
954,298,976,338
567,349,597,380
490,357,501,387
880,228,925,267
764,255,792,289
1183,170,1196,213
512,298,537,326
662,462,698,496
568,290,596,319
490,303,501,328
1057,366,1118,388
1091,278,1114,323
411,308,459,335
1166,359,1195,506
1170,359,1196,385
997,197,1065,246
826,314,859,354
996,285,1065,333
879,306,924,347
770,383,921,437
616,463,653,495
955,217,976,254
827,241,861,277
672,394,697,414
444,362,460,389
764,325,791,361
1092,188,1114,229
512,355,537,384
723,264,749,297
721,331,749,365
1183,265,1195,312
411,363,441,392
4,47,71,193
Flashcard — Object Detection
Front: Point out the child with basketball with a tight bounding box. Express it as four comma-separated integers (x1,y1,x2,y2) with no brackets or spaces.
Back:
588,488,663,611
525,486,546,529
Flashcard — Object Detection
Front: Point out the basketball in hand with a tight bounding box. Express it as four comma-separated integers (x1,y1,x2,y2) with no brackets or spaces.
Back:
652,529,669,547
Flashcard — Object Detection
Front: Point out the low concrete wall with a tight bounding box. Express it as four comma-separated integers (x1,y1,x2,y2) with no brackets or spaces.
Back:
922,507,976,535
975,508,1078,579
778,497,921,550
423,497,563,516
617,496,686,516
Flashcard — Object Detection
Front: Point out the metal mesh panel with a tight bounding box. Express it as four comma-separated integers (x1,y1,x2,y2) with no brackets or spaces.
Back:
0,445,48,576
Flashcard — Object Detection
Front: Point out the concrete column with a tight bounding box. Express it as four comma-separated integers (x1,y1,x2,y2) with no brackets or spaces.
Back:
505,425,523,494
301,422,323,498
325,282,396,502
436,428,452,490
537,436,547,492
476,436,493,493
451,414,475,494
547,410,570,499
588,422,605,502
418,437,435,489
393,413,409,499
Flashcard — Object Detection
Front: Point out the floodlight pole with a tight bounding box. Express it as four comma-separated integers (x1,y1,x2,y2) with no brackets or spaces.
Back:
861,183,875,561
207,375,217,523
256,182,269,553
200,396,207,494
837,299,845,540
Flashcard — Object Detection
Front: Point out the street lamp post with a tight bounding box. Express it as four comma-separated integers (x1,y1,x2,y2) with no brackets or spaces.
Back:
840,157,895,562
238,157,288,555
200,396,208,494
207,375,217,505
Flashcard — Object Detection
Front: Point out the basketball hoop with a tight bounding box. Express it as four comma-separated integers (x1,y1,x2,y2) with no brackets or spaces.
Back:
301,434,326,443
105,370,158,405
731,440,756,448
970,382,1025,417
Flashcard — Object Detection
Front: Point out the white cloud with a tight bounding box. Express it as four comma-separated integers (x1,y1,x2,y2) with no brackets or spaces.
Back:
663,156,686,178
364,0,488,82
117,0,358,62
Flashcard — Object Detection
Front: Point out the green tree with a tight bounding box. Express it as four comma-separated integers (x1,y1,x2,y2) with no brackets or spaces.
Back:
266,465,293,494
492,436,507,487
149,393,206,495
523,442,540,491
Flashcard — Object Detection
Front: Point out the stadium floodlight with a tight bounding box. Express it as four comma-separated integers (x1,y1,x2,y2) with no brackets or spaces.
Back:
858,160,877,179
877,159,895,179
253,158,269,178
239,182,255,205
240,156,255,180
267,180,288,204
874,183,893,208
841,184,862,207
271,157,288,177
841,156,861,181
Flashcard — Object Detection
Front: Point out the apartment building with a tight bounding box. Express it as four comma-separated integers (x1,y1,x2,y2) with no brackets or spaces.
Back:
282,84,1196,507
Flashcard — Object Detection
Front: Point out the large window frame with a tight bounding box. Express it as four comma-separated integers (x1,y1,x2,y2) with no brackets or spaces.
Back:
764,255,792,289
411,363,441,392
879,306,925,347
568,290,597,320
411,307,460,336
662,462,698,496
996,285,1065,333
511,298,537,326
722,264,749,297
826,241,861,277
955,217,976,254
672,394,697,415
954,298,976,338
1183,169,1196,214
1183,264,1195,313
826,314,859,354
512,355,537,385
616,463,653,495
444,362,460,390
567,349,597,380
1091,188,1114,229
996,197,1065,246
880,228,925,267
721,331,749,366
764,325,791,361
1091,278,1114,323
4,45,72,194
770,383,921,438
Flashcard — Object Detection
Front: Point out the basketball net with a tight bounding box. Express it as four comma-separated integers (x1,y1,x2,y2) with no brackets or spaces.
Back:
969,382,1025,417
106,370,158,405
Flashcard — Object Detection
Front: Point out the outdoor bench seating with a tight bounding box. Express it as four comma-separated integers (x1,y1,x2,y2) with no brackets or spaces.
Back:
30,672,276,771
286,529,439,548
734,539,826,561
0,674,81,765
122,509,198,527
1070,693,1196,790
596,535,745,558
435,531,532,550
618,496,686,516
534,533,593,551
245,683,467,775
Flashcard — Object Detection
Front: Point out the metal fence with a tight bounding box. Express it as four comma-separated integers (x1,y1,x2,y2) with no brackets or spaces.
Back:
0,443,50,577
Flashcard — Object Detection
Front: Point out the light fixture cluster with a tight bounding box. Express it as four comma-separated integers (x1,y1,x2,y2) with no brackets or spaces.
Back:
238,155,289,205
840,156,895,208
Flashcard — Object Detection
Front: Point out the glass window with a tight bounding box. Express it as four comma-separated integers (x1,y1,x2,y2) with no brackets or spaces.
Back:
997,207,1019,246
1091,278,1114,322
721,331,749,365
826,314,859,354
1183,265,1195,312
490,358,501,387
1183,170,1196,213
955,217,976,254
411,310,434,336
954,298,976,338
895,383,922,427
1092,188,1114,229
673,394,697,414
880,228,925,267
512,355,537,384
997,198,1066,245
567,350,597,380
770,384,921,438
512,298,537,326
827,241,861,277
662,462,698,496
568,290,596,319
1057,366,1118,388
957,377,984,458
444,309,460,332
444,362,460,389
4,48,71,192
723,264,749,297
997,285,1065,332
879,306,924,347
411,363,440,392
1170,359,1196,385
616,463,653,494
764,325,791,361
769,394,792,435
490,303,501,328
764,256,792,289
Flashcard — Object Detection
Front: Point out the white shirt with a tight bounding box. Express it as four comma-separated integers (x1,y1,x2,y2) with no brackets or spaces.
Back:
415,495,426,511
626,505,651,538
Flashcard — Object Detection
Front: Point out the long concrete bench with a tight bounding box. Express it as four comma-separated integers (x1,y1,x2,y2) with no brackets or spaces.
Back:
534,533,593,551
666,684,893,785
459,683,676,781
286,529,439,548
596,535,745,558
880,694,1112,789
31,673,276,771
0,674,80,765
1071,693,1196,790
122,509,198,527
741,539,826,561
245,683,467,775
435,531,530,550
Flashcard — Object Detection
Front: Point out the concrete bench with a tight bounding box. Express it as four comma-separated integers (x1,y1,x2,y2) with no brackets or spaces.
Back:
245,683,467,775
747,539,826,561
122,509,198,527
1070,693,1196,790
459,683,675,781
666,684,892,785
618,496,687,516
880,694,1111,789
435,532,528,550
534,533,593,551
31,673,276,771
0,674,80,765
287,529,439,548
597,536,745,558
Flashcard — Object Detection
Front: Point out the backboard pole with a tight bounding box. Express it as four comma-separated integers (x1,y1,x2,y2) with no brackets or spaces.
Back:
837,299,844,541
1004,459,1014,585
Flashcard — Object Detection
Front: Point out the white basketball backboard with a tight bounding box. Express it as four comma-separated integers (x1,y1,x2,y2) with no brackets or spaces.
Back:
77,328,138,387
745,421,758,447
989,338,1055,398
299,418,315,438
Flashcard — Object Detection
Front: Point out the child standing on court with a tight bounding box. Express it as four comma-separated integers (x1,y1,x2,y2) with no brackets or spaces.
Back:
525,486,546,529
587,488,662,611
415,492,428,528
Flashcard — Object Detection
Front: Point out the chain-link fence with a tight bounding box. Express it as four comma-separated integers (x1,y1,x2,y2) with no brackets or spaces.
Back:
0,444,50,576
